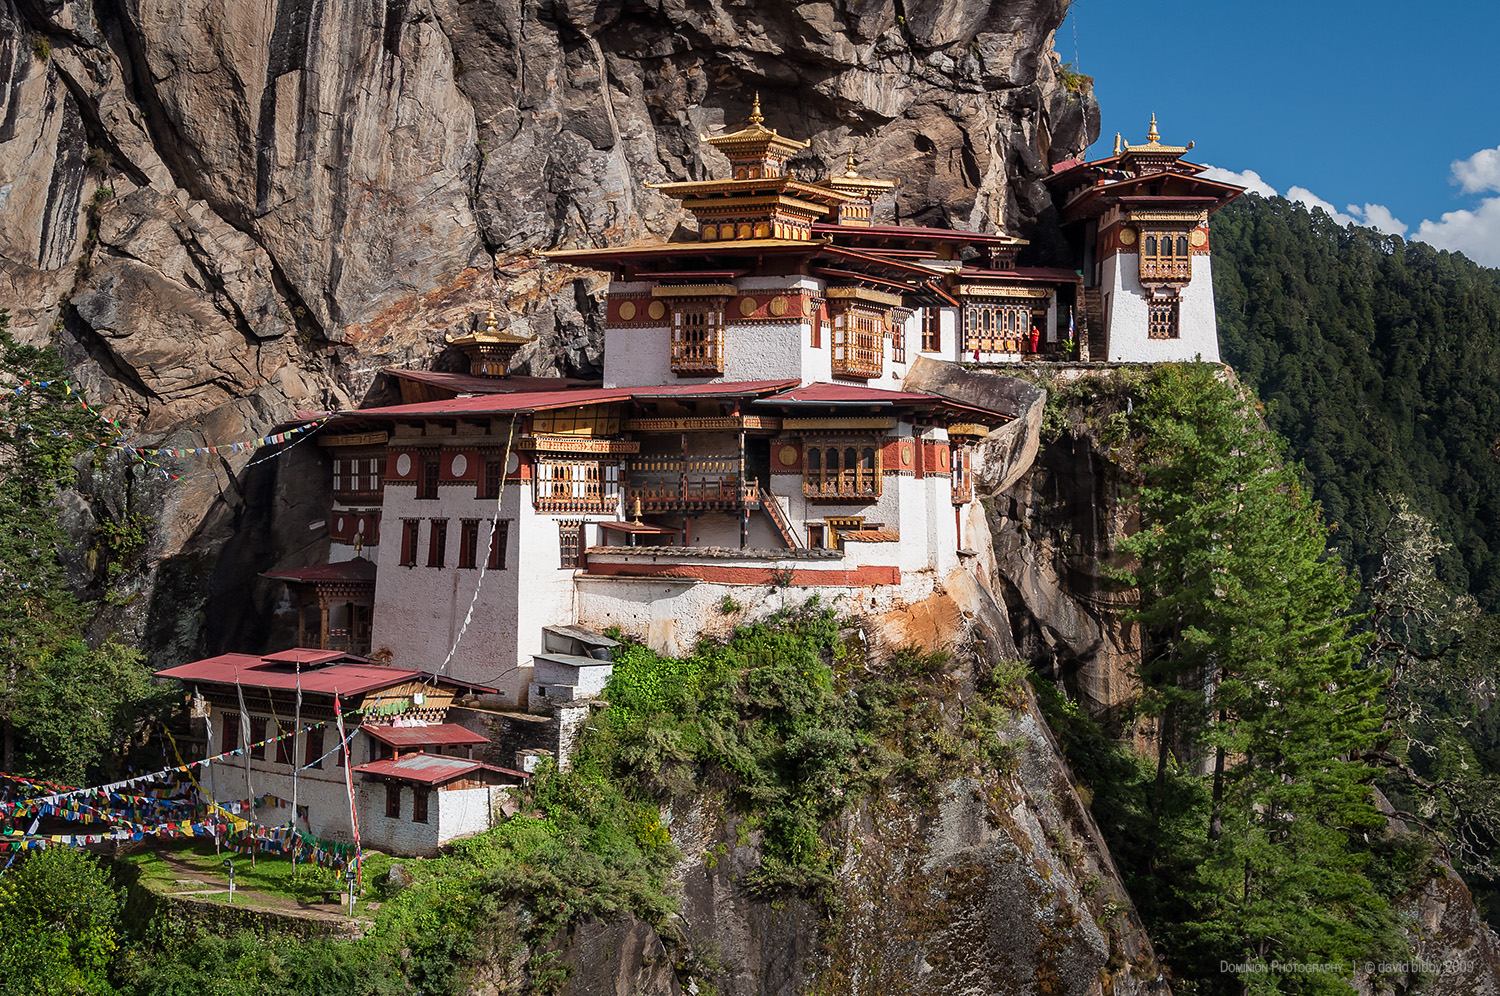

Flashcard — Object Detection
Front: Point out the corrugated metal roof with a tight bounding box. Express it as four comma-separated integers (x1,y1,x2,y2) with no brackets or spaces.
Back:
385,369,597,394
758,383,940,406
336,380,800,420
363,724,491,749
262,558,377,584
155,650,423,696
353,753,526,785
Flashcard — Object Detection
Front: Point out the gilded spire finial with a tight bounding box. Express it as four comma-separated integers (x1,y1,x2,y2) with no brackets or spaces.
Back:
484,303,498,335
749,92,764,126
845,150,859,176
1147,113,1159,143
1113,132,1122,156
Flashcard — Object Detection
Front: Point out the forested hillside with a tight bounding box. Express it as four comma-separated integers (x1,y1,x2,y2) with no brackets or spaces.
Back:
1212,197,1500,607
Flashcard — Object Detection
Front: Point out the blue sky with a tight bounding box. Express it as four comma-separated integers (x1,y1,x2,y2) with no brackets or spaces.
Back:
1062,1,1500,266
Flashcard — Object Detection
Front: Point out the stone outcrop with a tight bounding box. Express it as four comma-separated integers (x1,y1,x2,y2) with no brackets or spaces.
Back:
0,0,1095,662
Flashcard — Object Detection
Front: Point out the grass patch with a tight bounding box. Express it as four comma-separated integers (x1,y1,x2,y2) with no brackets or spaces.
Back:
122,841,395,905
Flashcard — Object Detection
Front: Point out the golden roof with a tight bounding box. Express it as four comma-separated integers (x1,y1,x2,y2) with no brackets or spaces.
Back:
699,93,810,160
446,304,533,348
819,152,897,196
1121,114,1194,158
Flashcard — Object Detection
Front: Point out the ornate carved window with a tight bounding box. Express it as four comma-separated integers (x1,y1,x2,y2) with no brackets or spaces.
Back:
670,301,726,374
831,306,884,379
479,457,503,499
803,442,881,500
950,444,973,503
333,454,383,503
1139,230,1192,282
962,302,1031,355
535,461,621,513
891,308,910,364
824,516,865,551
418,455,440,499
1147,299,1181,339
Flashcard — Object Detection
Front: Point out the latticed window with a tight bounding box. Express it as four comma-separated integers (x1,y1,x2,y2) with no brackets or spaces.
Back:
458,519,480,569
400,520,419,566
479,457,503,499
418,455,440,499
558,520,584,569
1147,299,1180,339
670,302,725,374
535,461,621,512
891,310,908,364
950,444,973,503
962,302,1031,355
831,307,884,379
488,520,510,569
1139,231,1192,282
803,442,881,500
427,519,448,568
824,516,865,551
921,309,941,352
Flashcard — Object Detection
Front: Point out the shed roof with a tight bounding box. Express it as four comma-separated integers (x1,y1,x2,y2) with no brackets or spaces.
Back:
533,653,614,670
363,724,491,749
156,651,421,697
262,558,377,585
354,753,525,786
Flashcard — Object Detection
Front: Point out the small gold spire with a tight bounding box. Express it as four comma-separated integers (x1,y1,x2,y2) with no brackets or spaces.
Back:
749,92,764,126
1147,113,1160,143
1113,132,1122,156
484,303,498,334
844,151,859,176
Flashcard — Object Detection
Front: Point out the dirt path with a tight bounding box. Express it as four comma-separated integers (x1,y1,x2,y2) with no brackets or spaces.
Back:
151,849,378,927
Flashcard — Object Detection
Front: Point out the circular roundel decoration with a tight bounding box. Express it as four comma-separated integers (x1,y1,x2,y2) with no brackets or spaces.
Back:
618,300,637,322
395,453,412,477
777,444,799,467
451,453,468,477
336,516,346,533
939,448,950,470
356,519,365,534
900,440,913,468
1118,227,1137,246
1190,229,1208,248
739,296,758,318
647,300,666,320
506,451,521,475
769,295,789,317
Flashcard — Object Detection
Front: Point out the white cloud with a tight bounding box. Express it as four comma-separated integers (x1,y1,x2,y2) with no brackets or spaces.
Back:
1345,203,1407,237
1286,186,1358,227
1414,198,1500,267
1452,145,1500,195
1199,165,1278,198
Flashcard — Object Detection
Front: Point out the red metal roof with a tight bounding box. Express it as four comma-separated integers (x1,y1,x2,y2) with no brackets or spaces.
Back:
958,266,1081,283
757,384,942,406
339,381,801,420
262,558,377,585
384,369,598,395
353,753,526,786
364,724,491,749
813,223,1024,245
155,650,424,697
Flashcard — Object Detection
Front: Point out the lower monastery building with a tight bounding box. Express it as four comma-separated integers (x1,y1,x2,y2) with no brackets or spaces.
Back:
157,106,1243,856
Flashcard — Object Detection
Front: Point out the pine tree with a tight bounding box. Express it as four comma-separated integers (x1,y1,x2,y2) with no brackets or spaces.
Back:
1120,365,1399,993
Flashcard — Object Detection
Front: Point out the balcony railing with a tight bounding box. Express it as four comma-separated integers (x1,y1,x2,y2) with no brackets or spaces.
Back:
1139,258,1192,283
832,330,883,379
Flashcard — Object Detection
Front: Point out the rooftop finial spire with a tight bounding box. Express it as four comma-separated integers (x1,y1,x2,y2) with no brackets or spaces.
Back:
1113,132,1122,156
484,303,498,335
1147,113,1160,143
845,150,859,176
749,92,764,126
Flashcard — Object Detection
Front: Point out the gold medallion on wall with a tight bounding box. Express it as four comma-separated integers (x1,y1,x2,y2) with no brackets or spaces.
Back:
769,295,789,317
618,300,637,322
1190,229,1209,248
1118,227,1137,247
647,300,666,321
777,444,799,467
739,296,759,318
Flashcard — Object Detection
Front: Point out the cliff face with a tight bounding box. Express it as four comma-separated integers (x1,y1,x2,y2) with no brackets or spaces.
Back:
0,0,1096,658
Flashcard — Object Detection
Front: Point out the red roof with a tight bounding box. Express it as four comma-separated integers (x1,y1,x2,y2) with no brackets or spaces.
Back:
155,650,423,697
364,724,491,749
263,558,377,585
385,369,598,395
339,381,800,420
757,384,943,407
958,266,1081,283
813,223,1024,245
353,753,525,786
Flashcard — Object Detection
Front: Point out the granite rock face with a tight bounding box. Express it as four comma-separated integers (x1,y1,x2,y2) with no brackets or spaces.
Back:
1,0,1095,660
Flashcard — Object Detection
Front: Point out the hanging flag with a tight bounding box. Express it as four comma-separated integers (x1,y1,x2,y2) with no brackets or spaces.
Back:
333,691,361,884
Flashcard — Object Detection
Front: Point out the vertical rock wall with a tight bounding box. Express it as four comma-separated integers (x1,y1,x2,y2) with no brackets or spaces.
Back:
0,0,1095,660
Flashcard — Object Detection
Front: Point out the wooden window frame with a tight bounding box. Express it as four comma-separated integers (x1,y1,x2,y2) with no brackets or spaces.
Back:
488,519,510,569
950,444,973,503
221,712,240,755
304,726,324,770
962,301,1031,355
1147,298,1181,340
249,717,267,759
1139,230,1193,282
534,460,621,514
558,520,584,569
480,457,503,499
400,519,420,567
824,516,865,551
802,441,882,500
275,724,293,765
417,455,441,500
921,308,941,352
458,519,480,569
669,300,726,375
412,787,429,824
427,519,448,568
385,783,402,819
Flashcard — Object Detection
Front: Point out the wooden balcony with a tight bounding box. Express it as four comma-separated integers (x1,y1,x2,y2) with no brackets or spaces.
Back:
1139,258,1192,283
628,479,759,512
831,330,883,379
